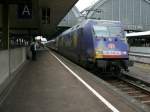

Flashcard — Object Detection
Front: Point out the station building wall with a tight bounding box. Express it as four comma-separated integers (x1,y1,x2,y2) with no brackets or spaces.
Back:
0,47,26,96
0,5,2,28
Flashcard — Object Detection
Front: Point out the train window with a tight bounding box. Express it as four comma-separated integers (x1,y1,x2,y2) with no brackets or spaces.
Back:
72,32,78,48
93,26,109,37
61,37,64,47
58,37,62,47
108,26,123,37
93,26,123,38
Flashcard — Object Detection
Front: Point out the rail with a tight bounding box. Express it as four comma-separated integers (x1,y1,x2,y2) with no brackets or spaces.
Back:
102,74,150,108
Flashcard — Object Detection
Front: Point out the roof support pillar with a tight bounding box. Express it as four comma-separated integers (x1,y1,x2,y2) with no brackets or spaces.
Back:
2,2,9,49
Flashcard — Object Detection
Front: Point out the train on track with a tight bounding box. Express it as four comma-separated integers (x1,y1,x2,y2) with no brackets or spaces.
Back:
46,19,129,73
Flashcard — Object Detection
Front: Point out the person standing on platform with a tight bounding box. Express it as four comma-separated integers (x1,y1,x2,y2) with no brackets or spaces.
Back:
30,41,37,60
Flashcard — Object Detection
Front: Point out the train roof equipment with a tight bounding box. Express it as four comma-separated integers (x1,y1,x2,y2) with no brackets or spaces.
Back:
61,19,122,36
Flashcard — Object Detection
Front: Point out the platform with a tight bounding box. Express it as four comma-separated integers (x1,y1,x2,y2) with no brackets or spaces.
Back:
0,49,149,112
127,63,150,83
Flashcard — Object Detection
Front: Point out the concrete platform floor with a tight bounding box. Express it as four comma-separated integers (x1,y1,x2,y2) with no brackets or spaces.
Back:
128,63,150,83
0,50,149,112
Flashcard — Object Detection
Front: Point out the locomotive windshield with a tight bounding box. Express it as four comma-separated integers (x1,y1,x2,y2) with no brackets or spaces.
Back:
93,25,123,38
93,26,109,37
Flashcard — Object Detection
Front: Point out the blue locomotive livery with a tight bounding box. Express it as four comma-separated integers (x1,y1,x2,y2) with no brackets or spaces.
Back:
47,19,129,73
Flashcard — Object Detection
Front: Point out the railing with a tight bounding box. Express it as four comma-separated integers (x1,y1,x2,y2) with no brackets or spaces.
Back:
129,52,150,58
129,47,150,64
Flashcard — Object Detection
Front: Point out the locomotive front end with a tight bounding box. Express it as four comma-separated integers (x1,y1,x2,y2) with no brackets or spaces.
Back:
92,21,129,72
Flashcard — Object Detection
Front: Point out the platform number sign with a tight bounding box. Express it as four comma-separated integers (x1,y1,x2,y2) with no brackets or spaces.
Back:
17,3,32,19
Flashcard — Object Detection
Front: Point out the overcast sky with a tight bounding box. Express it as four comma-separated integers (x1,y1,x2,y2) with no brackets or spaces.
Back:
75,0,99,12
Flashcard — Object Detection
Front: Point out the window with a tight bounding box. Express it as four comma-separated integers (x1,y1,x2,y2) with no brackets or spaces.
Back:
108,26,122,37
93,25,123,38
93,26,109,37
42,8,50,24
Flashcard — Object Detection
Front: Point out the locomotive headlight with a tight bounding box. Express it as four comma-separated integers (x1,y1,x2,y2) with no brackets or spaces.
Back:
122,51,127,55
95,50,103,58
96,51,99,54
96,51,103,54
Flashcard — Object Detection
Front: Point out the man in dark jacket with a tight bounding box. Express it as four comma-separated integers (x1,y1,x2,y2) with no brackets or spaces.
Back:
30,42,37,60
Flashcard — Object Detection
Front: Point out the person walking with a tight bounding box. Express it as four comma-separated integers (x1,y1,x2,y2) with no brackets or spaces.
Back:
30,41,37,60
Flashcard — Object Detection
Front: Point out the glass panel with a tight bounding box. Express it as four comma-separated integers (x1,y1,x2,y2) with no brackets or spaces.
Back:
108,26,122,37
93,25,123,38
42,8,46,24
93,26,109,37
47,8,50,24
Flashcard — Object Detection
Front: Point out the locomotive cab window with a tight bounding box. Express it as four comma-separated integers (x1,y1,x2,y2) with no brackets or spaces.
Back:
108,26,123,37
93,26,109,37
93,26,123,38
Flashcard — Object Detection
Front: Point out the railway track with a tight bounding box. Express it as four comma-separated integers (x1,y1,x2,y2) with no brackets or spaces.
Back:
101,74,150,107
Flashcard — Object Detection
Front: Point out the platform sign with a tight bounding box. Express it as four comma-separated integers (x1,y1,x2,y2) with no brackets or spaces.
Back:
17,3,32,19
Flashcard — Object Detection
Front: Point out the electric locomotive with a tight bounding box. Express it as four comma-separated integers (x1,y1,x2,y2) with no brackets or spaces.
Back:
50,19,129,73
